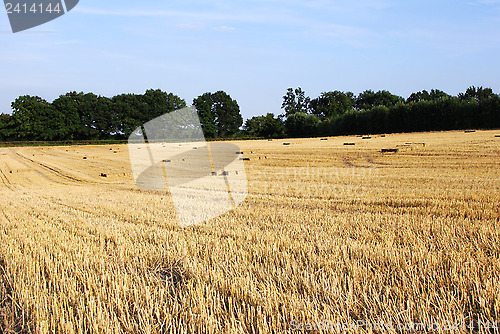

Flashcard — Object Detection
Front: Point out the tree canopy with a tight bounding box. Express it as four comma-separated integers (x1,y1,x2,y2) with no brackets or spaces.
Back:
406,89,450,103
0,90,242,141
281,87,311,117
309,91,355,119
355,90,404,111
193,91,243,138
244,113,284,138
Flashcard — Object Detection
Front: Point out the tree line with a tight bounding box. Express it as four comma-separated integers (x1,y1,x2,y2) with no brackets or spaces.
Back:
244,86,500,138
0,90,243,141
0,86,499,141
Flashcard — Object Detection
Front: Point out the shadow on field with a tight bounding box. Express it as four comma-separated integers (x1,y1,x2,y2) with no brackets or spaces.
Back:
149,259,188,300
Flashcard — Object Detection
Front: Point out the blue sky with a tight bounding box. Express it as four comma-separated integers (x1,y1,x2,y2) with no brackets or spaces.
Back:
1,0,500,120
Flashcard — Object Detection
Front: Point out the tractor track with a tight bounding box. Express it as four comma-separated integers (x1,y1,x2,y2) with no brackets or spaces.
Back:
3,149,69,186
0,168,14,191
14,151,89,184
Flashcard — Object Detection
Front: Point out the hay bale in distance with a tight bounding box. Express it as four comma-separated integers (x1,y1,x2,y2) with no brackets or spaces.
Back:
362,136,371,139
283,143,291,146
344,142,355,146
381,148,399,153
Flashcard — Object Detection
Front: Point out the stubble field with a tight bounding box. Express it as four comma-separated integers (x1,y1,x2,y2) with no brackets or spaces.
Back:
0,130,499,333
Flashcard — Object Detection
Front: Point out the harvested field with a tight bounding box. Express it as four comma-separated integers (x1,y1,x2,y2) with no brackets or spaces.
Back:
0,130,499,333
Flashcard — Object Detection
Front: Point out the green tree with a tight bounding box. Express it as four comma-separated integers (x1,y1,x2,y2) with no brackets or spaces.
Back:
52,92,89,140
407,89,449,103
355,90,404,111
192,92,217,138
11,95,65,140
310,91,355,119
0,113,14,140
53,91,118,140
478,93,500,128
244,113,285,138
458,86,495,102
74,93,115,139
112,90,187,138
141,89,187,120
112,93,145,138
193,91,243,138
281,87,311,117
285,112,319,138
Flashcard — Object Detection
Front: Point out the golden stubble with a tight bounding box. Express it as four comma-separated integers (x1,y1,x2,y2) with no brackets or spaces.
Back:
0,130,498,333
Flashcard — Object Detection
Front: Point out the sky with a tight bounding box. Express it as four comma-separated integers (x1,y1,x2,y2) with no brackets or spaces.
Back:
1,0,500,120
